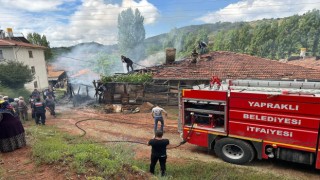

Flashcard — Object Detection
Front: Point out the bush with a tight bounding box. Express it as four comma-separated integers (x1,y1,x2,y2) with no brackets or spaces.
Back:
101,73,152,84
0,61,34,88
0,86,31,101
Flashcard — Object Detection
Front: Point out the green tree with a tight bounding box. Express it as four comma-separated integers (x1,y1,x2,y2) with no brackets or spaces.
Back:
213,31,226,51
276,15,300,58
27,33,53,61
89,52,121,76
118,8,145,60
237,23,252,53
0,61,34,88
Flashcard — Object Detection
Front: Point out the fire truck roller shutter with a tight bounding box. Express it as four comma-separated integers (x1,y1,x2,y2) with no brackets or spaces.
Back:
214,138,255,165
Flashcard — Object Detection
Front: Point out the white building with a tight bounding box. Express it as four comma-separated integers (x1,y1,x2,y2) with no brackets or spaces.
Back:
0,37,49,91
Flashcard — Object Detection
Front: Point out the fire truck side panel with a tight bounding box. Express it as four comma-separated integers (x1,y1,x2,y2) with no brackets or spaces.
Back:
228,92,320,155
229,121,318,151
230,92,320,104
183,128,208,147
183,90,228,101
229,96,320,116
229,110,320,129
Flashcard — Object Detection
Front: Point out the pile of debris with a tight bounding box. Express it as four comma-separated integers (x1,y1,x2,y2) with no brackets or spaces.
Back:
103,102,154,114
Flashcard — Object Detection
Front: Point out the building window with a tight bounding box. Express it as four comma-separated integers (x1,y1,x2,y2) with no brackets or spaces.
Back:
34,81,38,88
31,66,35,74
0,50,3,60
28,50,33,58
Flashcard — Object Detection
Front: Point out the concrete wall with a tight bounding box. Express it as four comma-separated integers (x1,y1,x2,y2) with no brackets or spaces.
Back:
0,46,49,91
0,47,15,61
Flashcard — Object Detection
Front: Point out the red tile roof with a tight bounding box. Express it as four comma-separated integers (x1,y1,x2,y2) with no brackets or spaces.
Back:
0,39,46,49
47,65,65,79
285,57,320,70
149,51,320,81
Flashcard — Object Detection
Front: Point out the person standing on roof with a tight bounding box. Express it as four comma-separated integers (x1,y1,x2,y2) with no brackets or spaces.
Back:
198,41,207,55
121,55,134,72
191,48,199,63
151,105,168,133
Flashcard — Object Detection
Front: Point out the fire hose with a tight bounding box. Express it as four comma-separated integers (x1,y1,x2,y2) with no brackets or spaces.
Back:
73,117,197,149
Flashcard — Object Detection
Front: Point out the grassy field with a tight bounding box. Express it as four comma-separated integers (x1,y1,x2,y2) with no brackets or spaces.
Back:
27,126,147,179
24,125,292,180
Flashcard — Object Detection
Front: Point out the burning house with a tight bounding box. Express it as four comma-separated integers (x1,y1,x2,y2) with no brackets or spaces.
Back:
101,51,320,106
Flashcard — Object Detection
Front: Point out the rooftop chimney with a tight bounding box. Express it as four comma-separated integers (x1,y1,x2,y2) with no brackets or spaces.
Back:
6,28,13,38
165,48,176,64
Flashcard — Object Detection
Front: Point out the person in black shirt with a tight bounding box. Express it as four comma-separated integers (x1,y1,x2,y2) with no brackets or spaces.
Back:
121,55,134,72
148,130,169,176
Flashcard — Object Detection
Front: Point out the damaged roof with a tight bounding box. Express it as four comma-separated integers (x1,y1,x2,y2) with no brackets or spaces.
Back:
148,51,320,81
47,65,65,80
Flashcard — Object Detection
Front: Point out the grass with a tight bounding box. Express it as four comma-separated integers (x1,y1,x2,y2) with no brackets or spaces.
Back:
134,159,292,180
0,86,31,100
26,125,143,179
54,88,67,100
25,122,295,180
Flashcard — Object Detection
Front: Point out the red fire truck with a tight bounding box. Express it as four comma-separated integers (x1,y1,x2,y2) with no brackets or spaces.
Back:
179,78,320,168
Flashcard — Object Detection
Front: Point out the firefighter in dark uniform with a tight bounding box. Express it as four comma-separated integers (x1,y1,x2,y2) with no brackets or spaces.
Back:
198,41,207,54
121,55,134,72
191,49,199,63
32,98,46,125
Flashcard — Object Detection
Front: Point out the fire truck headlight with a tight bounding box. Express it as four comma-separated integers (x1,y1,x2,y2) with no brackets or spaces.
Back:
190,112,194,115
266,147,273,153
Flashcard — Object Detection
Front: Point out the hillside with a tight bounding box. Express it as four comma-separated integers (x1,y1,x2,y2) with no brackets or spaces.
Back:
50,9,320,63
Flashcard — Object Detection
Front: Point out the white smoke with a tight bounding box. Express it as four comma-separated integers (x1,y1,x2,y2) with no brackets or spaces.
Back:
137,51,166,68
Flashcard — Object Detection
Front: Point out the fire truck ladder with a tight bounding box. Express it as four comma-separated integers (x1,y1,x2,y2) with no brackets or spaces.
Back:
229,79,320,95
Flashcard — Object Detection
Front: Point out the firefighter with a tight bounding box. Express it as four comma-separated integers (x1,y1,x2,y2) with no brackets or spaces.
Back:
198,41,207,55
121,55,134,72
45,95,56,117
148,130,170,176
191,48,199,63
32,98,46,125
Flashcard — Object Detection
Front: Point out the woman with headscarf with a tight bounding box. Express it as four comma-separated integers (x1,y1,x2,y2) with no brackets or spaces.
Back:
0,96,26,152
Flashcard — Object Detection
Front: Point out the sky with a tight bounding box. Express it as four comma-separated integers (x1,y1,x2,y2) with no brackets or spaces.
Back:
1,0,320,47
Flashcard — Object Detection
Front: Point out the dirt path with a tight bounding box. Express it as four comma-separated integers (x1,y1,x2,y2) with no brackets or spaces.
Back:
0,140,77,180
49,107,319,180
1,106,320,180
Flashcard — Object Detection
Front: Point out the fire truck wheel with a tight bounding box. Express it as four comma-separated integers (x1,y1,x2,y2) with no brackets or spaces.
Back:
214,138,255,165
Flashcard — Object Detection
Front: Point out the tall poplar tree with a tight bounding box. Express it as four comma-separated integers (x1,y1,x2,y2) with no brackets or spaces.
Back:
118,8,145,60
